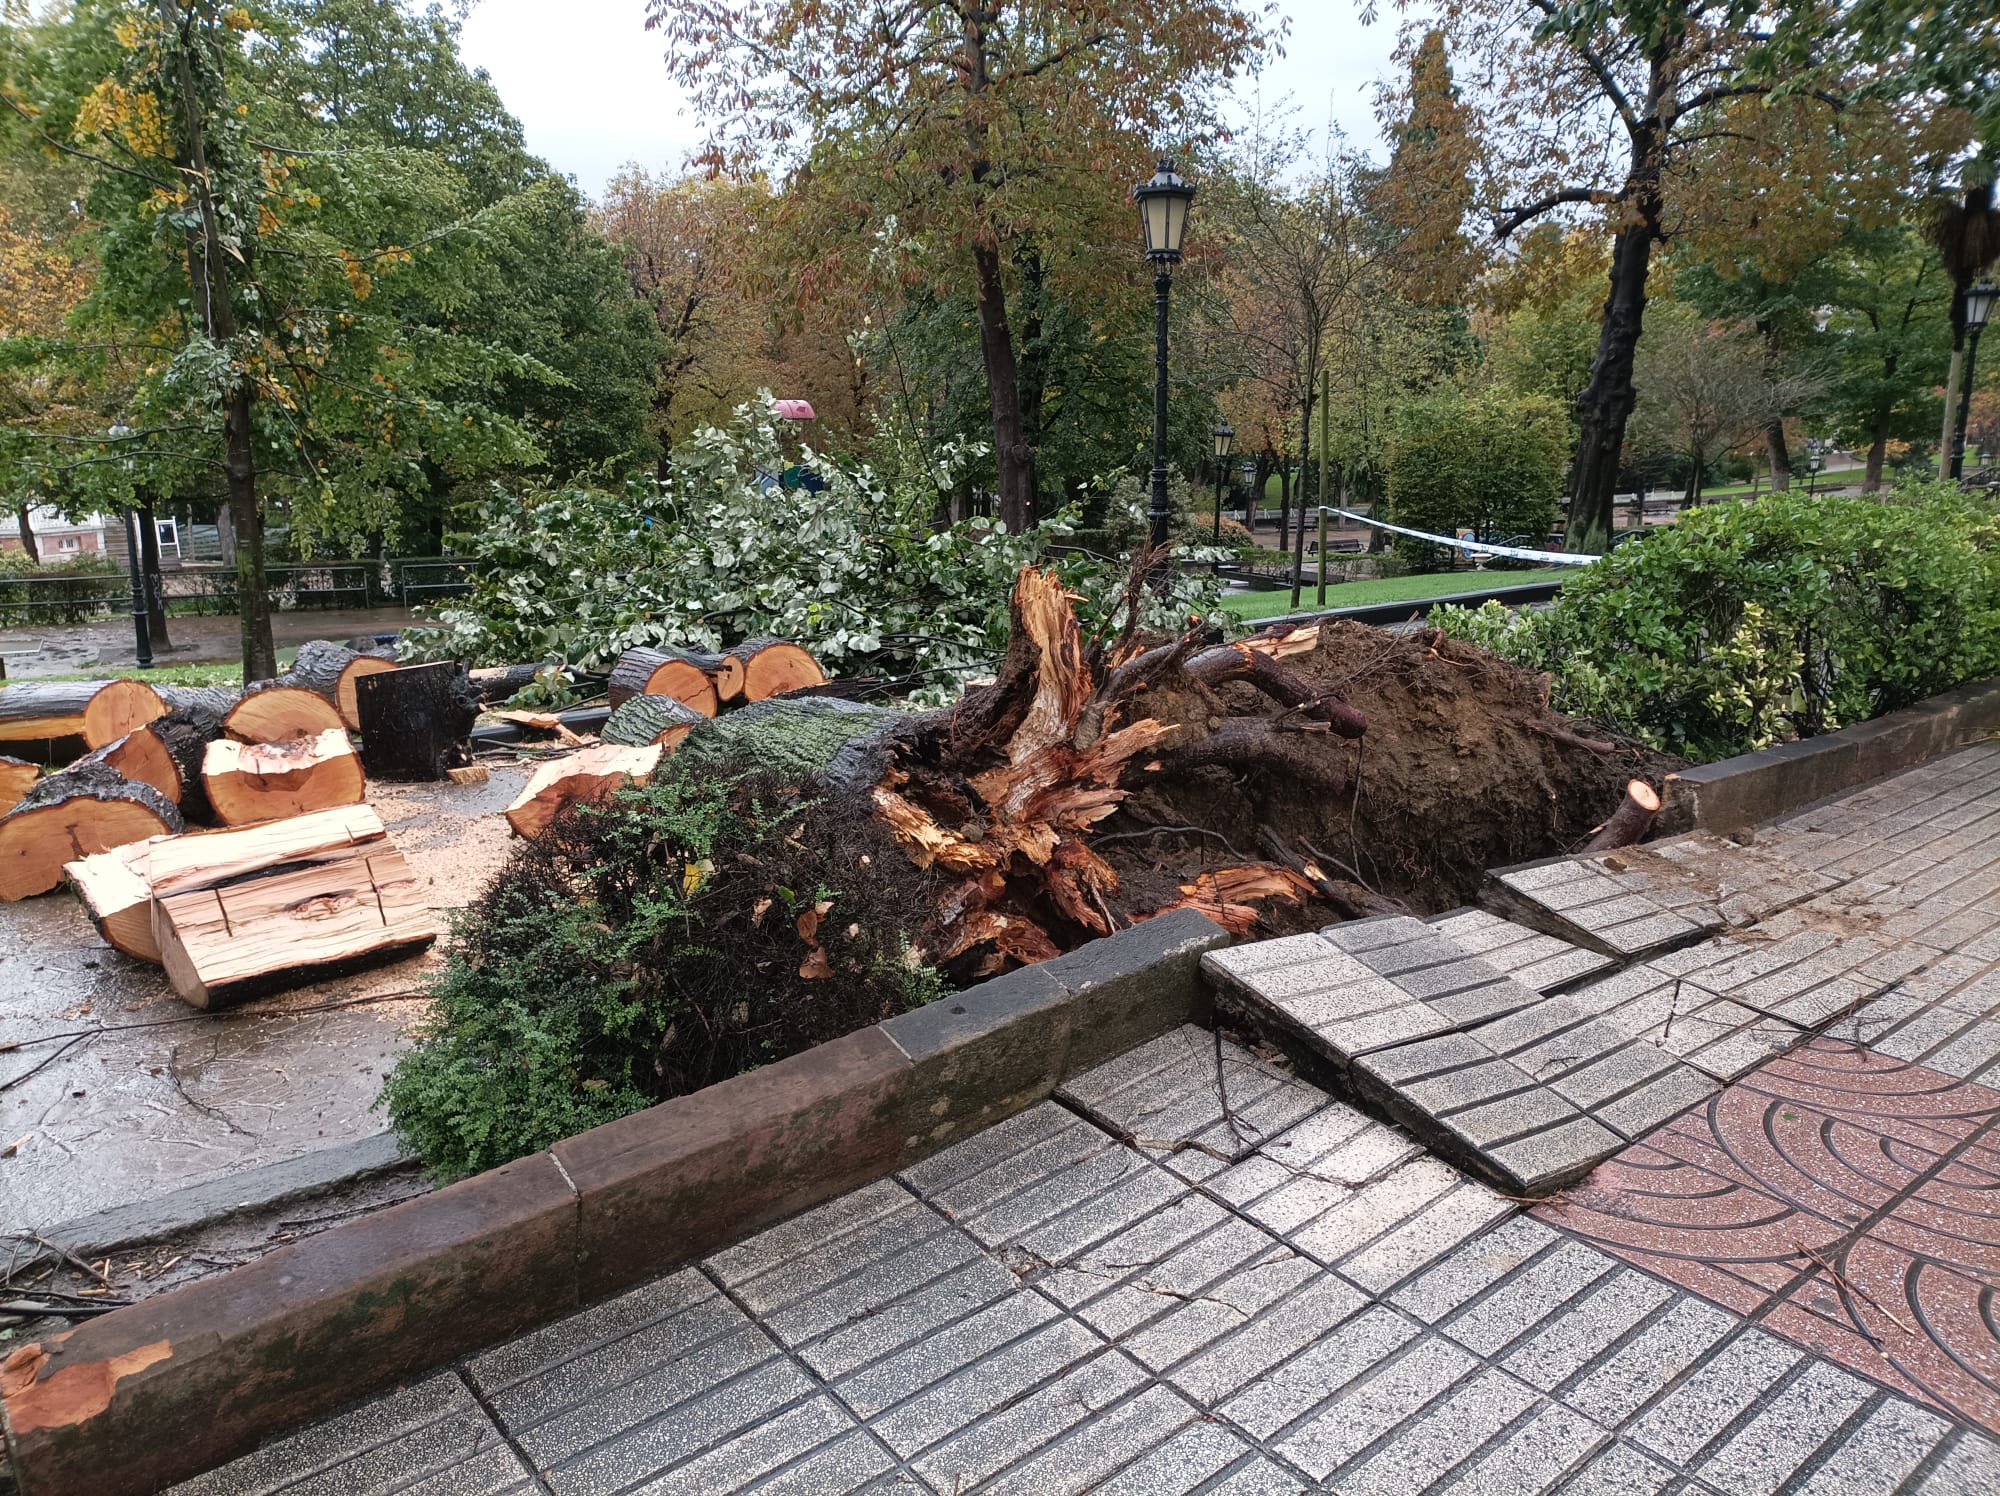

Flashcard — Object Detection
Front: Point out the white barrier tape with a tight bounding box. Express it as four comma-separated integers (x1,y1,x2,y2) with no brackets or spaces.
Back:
1318,507,1599,567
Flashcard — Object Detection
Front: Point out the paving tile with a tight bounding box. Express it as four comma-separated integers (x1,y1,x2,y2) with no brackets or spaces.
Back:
1284,1155,1503,1278
1555,1441,1681,1496
1564,965,1808,1083
1055,1024,1327,1172
1491,856,1721,957
1560,1295,1739,1427
972,1384,1209,1496
1688,1358,1874,1496
1624,1328,1803,1469
1203,933,1455,1062
861,1314,1108,1457
905,1352,1150,1492
1914,1430,2000,1494
165,1372,537,1496
1199,1101,1423,1236
1442,1399,1607,1495
1270,1334,1480,1481
1471,995,1720,1142
1388,1212,1563,1324
1789,1398,1956,1495
1428,907,1615,991
631,1395,863,1496
1330,1365,1541,1494
1434,1237,1621,1358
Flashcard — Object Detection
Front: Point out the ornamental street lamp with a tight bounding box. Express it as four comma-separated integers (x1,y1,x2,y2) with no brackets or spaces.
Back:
108,424,152,670
1210,422,1234,544
1135,158,1194,559
1951,280,1996,480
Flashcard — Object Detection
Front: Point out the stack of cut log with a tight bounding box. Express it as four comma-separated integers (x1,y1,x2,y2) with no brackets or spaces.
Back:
503,638,827,837
63,805,436,1006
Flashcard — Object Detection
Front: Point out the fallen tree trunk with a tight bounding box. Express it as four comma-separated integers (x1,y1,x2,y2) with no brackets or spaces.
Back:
284,639,398,731
600,693,704,750
505,742,663,838
0,760,184,900
81,680,239,750
0,682,102,744
203,728,366,825
0,755,34,815
88,708,224,820
154,842,435,1007
1583,778,1661,852
468,661,556,704
355,662,478,781
222,681,344,744
605,647,721,716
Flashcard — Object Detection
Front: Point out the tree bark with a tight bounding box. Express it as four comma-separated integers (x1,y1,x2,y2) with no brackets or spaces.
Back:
971,239,1035,533
1765,420,1792,491
14,505,36,564
1565,201,1659,554
137,502,171,650
1864,428,1888,491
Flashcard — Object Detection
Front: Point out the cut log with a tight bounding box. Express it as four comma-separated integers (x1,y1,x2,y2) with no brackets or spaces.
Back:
153,843,436,1007
63,839,163,962
467,660,557,704
119,708,225,820
144,804,386,898
0,760,184,901
504,742,663,838
202,728,366,826
222,681,344,744
725,638,828,703
600,693,704,750
355,662,479,781
0,681,103,743
0,755,34,815
81,680,239,749
284,639,399,731
1583,779,1662,852
605,647,721,716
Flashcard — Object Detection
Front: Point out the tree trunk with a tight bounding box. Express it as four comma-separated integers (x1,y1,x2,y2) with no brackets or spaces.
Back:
1765,421,1792,491
137,502,171,650
0,758,184,901
1565,210,1657,554
970,239,1034,533
1864,428,1888,491
1276,451,1291,553
14,505,36,564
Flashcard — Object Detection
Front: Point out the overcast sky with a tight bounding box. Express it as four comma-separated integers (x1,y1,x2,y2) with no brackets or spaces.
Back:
456,1,1401,204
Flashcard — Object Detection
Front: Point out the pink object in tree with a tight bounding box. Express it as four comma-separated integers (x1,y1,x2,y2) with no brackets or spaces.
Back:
774,399,817,420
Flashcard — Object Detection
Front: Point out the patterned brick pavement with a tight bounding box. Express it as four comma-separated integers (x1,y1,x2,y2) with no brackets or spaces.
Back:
167,743,2000,1492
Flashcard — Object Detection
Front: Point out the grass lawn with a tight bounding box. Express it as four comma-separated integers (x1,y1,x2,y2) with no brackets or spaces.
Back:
1219,567,1570,622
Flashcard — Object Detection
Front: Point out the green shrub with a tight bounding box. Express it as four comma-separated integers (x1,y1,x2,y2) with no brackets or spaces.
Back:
1385,392,1567,570
378,764,945,1182
1433,485,2000,760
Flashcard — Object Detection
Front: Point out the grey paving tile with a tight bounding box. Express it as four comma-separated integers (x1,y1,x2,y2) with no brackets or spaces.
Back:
1205,935,1455,1062
1200,1102,1423,1236
1624,1329,1802,1469
1203,1461,1310,1495
862,1315,1108,1457
799,1255,1024,1383
1334,1366,1545,1496
1055,1024,1327,1170
1493,857,1721,957
1216,1302,1421,1440
1271,1335,1479,1481
1563,967,1803,1083
1789,1399,1952,1495
709,1178,913,1288
1556,1441,1681,1496
1335,1180,1516,1294
165,1372,536,1496
905,1352,1150,1493
1692,1359,1873,1496
742,1429,898,1495
1086,1421,1264,1495
1562,1295,1737,1427
1160,1269,1370,1403
1388,1212,1562,1324
837,1290,1066,1422
1914,1430,2000,1494
467,1267,722,1397
1501,1267,1676,1393
1428,908,1615,992
1443,1399,1607,1495
1281,1155,1480,1270
1116,1250,1326,1377
1437,1237,1619,1358
633,1395,861,1496
974,1385,1208,1496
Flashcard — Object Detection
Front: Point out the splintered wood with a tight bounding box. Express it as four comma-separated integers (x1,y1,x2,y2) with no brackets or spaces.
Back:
64,838,164,962
154,846,435,1008
202,729,365,825
504,742,663,837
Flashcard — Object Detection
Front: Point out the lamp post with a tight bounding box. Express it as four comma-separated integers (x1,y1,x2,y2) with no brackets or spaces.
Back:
1135,158,1194,561
109,424,152,670
1210,422,1234,544
1950,280,1996,480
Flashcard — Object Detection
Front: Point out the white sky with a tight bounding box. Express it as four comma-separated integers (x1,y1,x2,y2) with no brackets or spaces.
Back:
456,1,1400,203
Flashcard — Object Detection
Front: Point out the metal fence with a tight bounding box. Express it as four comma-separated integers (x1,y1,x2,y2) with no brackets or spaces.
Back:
0,557,486,625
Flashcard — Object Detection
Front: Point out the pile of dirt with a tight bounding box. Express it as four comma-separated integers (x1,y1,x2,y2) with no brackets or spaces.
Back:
1102,619,1682,926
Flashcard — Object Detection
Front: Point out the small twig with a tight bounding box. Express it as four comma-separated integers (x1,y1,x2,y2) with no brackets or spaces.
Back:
1798,1240,1913,1335
0,1034,90,1094
0,1233,113,1287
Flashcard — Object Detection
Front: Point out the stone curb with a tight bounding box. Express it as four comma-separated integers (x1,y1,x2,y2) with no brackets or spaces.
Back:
1659,675,2000,835
38,1130,414,1262
0,911,1228,1496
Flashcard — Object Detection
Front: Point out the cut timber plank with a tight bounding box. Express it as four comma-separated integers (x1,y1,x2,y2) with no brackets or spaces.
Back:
144,804,386,899
202,729,366,826
605,647,721,717
153,845,436,1008
504,742,662,838
0,755,35,815
64,839,164,962
222,682,344,744
0,761,183,901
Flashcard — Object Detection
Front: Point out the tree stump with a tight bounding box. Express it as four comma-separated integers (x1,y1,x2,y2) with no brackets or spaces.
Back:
355,661,479,781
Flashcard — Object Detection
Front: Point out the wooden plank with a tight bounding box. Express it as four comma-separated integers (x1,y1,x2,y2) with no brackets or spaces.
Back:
143,804,385,898
153,845,436,1007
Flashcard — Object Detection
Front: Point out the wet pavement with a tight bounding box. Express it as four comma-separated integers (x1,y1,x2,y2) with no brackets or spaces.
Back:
0,764,527,1234
172,740,2000,1494
0,606,418,677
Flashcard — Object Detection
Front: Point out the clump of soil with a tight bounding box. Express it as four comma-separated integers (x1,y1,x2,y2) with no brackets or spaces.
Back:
1103,620,1682,924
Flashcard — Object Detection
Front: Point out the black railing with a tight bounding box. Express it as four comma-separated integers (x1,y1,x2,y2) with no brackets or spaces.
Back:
0,557,487,625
